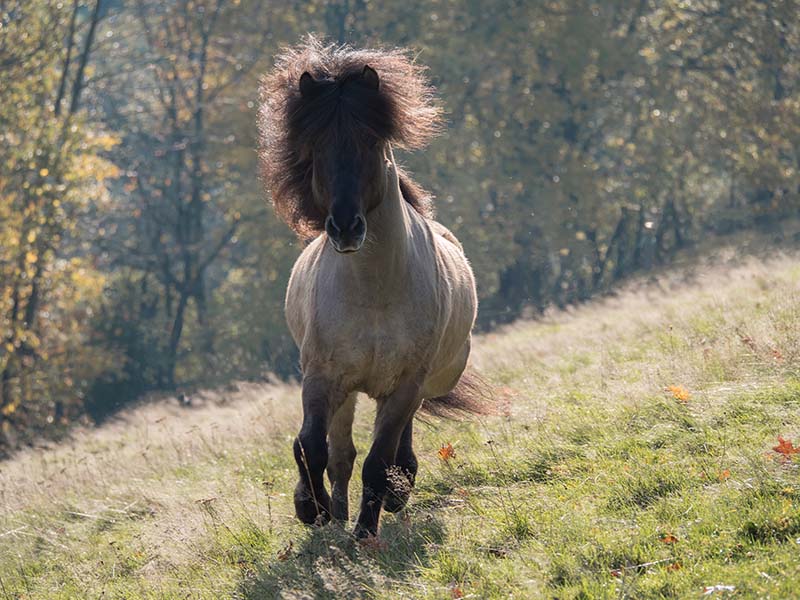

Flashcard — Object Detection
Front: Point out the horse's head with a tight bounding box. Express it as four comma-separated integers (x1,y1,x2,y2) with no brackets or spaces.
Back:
297,65,386,253
259,38,442,242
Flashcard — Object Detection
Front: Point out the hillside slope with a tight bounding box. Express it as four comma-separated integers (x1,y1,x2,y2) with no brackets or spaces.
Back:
1,249,799,599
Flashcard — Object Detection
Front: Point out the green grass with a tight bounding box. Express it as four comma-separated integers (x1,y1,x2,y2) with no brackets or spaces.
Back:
1,252,799,598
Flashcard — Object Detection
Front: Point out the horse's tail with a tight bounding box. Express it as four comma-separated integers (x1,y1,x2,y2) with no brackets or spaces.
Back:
419,371,495,419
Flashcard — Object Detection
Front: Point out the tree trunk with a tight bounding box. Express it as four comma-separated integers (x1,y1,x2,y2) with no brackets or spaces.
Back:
166,290,190,389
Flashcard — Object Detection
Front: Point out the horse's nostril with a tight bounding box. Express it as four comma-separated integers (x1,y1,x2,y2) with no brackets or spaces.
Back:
350,215,365,236
326,214,365,250
325,215,341,236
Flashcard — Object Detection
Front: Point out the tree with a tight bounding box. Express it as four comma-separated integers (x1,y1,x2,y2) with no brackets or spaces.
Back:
89,0,289,394
0,0,118,449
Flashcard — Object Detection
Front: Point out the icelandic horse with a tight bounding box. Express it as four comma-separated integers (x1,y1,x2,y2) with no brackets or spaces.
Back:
258,38,486,537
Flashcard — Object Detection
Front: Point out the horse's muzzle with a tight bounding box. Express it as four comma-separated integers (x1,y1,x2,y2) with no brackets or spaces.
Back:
325,214,366,253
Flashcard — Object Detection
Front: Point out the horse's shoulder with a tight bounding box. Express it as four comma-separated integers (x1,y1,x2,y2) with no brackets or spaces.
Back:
292,234,326,270
286,235,326,335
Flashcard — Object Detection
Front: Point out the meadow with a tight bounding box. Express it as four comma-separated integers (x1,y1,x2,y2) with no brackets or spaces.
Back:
1,241,798,599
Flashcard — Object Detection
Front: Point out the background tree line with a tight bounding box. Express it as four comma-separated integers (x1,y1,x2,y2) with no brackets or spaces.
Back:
1,0,798,452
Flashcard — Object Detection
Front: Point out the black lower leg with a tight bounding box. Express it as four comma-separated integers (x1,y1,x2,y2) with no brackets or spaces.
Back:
328,441,356,521
293,416,332,525
384,419,418,513
354,450,392,537
327,395,357,522
353,382,421,538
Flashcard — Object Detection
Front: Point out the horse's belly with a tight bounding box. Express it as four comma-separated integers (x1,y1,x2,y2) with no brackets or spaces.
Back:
306,306,427,398
356,282,473,399
422,336,470,398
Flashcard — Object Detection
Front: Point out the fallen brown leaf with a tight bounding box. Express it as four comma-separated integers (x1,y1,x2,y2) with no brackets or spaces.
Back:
666,385,690,402
660,533,678,544
773,436,800,460
438,443,456,461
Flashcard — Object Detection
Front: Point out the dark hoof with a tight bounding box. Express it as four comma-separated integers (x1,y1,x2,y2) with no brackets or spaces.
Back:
353,523,377,539
294,484,331,526
383,489,410,513
331,498,349,523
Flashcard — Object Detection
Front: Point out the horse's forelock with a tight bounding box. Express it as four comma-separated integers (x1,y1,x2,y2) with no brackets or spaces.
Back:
258,37,441,236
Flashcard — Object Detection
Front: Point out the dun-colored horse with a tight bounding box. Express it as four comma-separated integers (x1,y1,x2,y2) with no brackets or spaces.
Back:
258,38,486,538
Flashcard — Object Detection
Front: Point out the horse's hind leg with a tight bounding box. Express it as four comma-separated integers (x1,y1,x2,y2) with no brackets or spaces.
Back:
293,374,336,525
383,419,417,513
327,392,357,521
354,380,422,538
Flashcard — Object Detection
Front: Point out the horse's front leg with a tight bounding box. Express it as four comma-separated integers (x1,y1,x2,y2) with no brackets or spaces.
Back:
354,379,422,538
327,392,357,521
383,418,417,513
293,374,337,525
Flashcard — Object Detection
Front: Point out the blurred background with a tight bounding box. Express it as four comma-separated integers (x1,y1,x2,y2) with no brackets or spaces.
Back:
1,0,798,453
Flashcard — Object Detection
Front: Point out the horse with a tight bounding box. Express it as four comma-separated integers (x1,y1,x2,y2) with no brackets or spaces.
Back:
258,38,486,538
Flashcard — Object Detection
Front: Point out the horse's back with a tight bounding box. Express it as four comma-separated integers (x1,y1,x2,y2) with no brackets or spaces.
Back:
421,217,476,396
428,220,463,252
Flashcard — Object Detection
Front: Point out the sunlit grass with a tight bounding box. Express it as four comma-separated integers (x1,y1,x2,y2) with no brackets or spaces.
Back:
1,250,799,598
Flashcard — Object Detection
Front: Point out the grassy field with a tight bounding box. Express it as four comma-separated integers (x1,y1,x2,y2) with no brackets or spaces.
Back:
1,245,799,599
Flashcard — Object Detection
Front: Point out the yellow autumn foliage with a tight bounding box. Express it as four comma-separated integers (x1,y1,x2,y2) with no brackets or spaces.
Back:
0,6,123,436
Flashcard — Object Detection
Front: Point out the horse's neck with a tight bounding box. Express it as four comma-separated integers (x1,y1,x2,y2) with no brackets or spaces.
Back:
335,164,414,293
368,167,411,257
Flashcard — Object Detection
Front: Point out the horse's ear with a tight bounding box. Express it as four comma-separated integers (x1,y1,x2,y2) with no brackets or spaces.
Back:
361,65,379,90
299,71,316,98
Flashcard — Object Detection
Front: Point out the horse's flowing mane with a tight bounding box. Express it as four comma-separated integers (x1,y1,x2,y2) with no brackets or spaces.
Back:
258,36,442,237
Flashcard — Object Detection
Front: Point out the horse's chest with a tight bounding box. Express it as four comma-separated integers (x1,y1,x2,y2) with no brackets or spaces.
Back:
311,303,435,397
